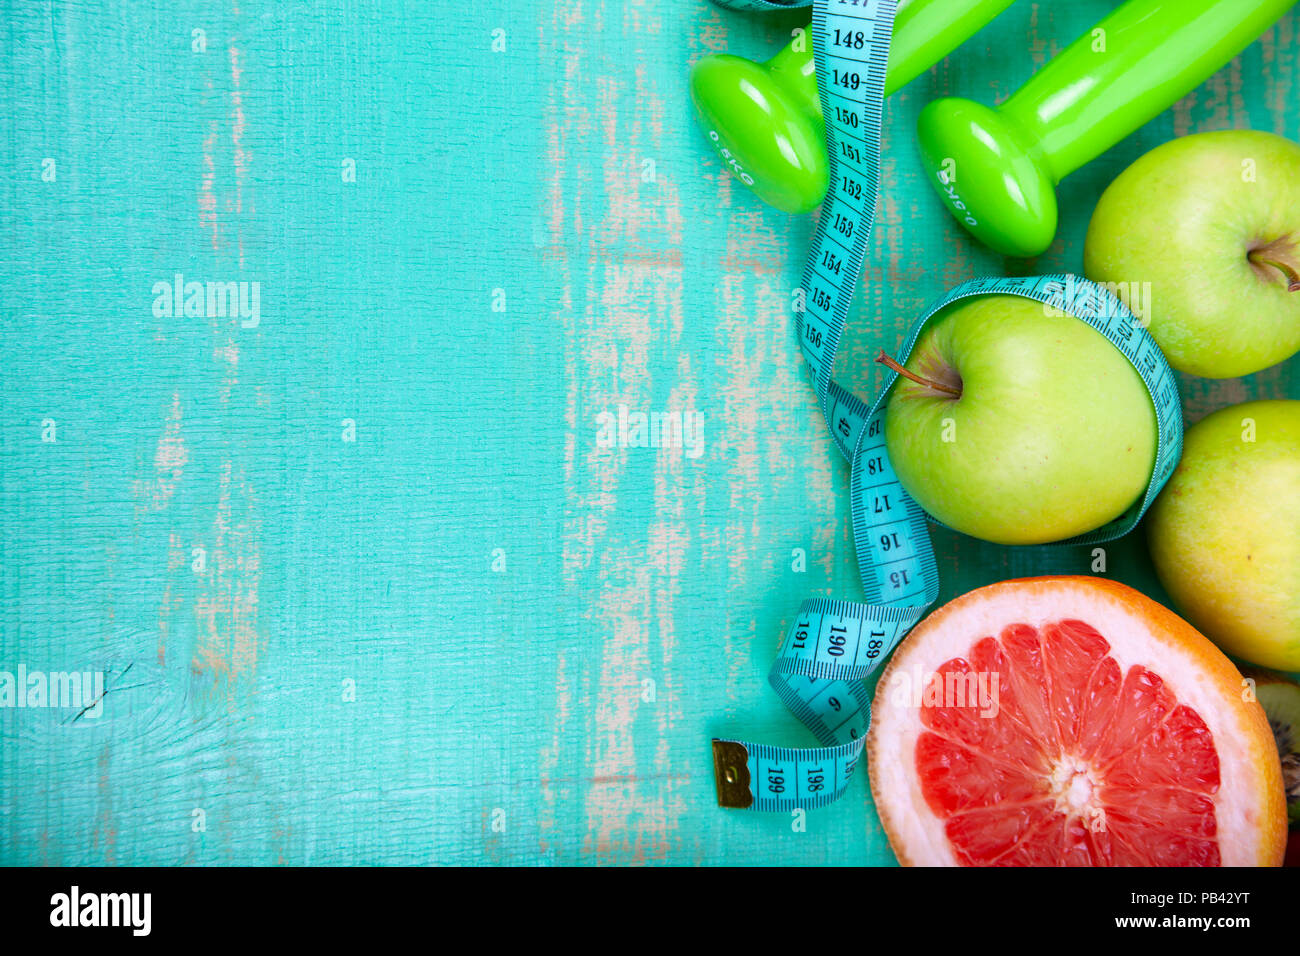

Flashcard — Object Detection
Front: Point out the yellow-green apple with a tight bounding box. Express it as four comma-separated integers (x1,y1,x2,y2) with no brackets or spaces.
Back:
1084,130,1300,378
1147,399,1299,671
881,294,1157,546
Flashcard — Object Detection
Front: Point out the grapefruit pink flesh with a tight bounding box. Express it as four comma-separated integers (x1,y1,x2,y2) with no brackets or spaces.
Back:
917,620,1221,865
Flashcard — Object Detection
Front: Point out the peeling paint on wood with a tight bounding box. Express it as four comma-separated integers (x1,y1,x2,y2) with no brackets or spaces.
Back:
0,1,1295,865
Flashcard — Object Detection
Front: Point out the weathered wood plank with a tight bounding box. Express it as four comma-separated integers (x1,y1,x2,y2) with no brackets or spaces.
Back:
0,0,1295,865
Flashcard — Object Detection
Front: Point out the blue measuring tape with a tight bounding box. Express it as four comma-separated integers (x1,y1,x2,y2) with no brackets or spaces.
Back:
702,0,1184,812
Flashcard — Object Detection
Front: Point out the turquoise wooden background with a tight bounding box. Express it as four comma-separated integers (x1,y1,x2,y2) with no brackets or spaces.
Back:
1,0,1296,865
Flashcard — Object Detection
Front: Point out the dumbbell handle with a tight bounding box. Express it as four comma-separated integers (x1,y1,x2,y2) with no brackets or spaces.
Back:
890,0,1019,94
918,0,1296,256
1015,0,1296,183
692,0,1016,212
768,0,1017,107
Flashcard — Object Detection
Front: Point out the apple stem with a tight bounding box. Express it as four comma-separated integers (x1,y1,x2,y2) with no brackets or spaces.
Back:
1248,247,1300,292
875,350,961,397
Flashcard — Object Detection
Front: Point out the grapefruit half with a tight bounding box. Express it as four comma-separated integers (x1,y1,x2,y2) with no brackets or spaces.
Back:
868,577,1286,866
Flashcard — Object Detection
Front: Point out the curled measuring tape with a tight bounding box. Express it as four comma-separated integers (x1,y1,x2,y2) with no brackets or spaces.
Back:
702,0,1184,812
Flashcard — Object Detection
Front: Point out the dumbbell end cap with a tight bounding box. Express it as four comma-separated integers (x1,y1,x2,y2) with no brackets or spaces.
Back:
690,53,828,215
917,97,1058,258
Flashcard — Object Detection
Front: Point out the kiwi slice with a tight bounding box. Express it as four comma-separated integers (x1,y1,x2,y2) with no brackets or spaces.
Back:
1247,668,1300,826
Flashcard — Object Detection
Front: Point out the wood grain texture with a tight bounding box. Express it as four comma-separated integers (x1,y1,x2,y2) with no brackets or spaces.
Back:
0,0,1295,865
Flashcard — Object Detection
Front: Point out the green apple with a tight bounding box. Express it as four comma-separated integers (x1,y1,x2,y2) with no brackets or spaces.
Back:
882,295,1158,546
1084,130,1300,379
1147,399,1300,671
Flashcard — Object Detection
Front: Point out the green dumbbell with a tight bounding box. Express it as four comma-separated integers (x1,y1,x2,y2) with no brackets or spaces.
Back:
691,0,1018,213
917,0,1297,257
